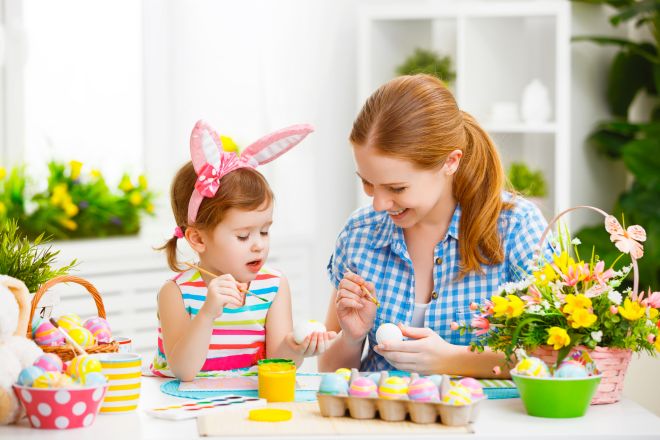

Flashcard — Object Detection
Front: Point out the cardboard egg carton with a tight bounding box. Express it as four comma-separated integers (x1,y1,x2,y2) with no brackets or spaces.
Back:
317,370,485,426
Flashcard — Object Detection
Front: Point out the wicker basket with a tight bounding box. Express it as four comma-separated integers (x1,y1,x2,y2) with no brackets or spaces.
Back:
27,275,119,362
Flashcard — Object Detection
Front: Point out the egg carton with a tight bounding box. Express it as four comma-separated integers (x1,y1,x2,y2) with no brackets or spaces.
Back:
316,371,485,426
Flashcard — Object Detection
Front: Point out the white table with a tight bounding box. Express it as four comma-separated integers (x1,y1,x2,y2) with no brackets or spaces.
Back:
1,377,659,439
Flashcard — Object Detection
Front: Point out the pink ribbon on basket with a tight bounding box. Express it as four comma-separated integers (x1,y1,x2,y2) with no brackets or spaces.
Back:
186,120,314,224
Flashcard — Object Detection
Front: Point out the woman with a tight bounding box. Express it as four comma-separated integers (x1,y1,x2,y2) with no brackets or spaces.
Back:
318,74,550,377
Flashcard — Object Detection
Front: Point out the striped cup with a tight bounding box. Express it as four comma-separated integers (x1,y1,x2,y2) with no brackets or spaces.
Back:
91,353,141,413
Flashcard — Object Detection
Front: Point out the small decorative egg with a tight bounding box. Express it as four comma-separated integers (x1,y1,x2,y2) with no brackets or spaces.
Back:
68,327,96,347
293,320,327,344
427,374,444,388
83,317,112,343
348,377,378,398
82,372,107,387
57,313,82,331
32,371,63,389
319,373,349,395
34,320,65,346
33,353,64,373
17,366,45,387
31,317,43,337
55,374,76,388
366,372,381,384
378,376,408,400
441,382,473,406
513,356,550,378
66,355,102,382
554,359,588,378
408,378,440,402
457,377,485,399
375,323,403,345
334,368,352,382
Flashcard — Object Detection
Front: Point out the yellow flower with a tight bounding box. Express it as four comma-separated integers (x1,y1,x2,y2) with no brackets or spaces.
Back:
619,298,645,321
118,175,133,192
50,183,69,206
220,135,239,153
146,202,154,214
568,308,597,329
492,296,510,318
138,174,148,190
0,167,6,180
655,336,660,353
491,295,524,319
533,264,557,286
0,201,6,216
562,294,592,315
129,192,143,206
553,251,575,274
650,308,658,319
90,169,102,179
69,160,83,180
63,202,79,217
60,218,77,231
547,327,571,350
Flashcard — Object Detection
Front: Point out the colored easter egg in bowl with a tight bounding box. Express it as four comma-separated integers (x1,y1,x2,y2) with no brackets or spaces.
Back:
66,355,102,383
348,377,377,398
18,366,45,387
408,377,440,402
32,371,63,389
34,321,65,346
82,372,108,387
554,359,588,378
513,356,550,378
318,373,349,395
33,353,64,373
375,323,403,345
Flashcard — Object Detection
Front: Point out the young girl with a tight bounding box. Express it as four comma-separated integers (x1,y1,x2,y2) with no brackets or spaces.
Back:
151,120,336,381
319,74,553,377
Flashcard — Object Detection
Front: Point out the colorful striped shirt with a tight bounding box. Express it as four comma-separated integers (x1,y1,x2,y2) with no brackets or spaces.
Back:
327,193,552,371
150,266,280,377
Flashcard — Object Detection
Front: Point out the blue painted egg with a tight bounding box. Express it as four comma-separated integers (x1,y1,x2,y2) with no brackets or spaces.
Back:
319,373,349,395
17,366,45,387
554,360,588,378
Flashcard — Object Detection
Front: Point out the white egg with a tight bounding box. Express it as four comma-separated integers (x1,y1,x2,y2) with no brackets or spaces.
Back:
376,323,403,345
293,320,327,344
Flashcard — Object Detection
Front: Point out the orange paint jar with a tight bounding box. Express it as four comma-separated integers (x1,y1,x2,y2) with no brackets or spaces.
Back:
257,359,296,402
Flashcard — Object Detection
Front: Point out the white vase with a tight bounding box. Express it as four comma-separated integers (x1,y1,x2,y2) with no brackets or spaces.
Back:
521,79,551,124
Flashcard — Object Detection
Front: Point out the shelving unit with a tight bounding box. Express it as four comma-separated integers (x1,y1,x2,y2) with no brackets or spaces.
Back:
357,0,571,219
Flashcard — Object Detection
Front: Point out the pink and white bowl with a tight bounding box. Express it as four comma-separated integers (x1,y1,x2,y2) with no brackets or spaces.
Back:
13,384,108,429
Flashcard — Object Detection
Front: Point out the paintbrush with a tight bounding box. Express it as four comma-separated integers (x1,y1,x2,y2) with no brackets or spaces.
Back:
184,262,268,303
49,317,88,356
345,269,380,307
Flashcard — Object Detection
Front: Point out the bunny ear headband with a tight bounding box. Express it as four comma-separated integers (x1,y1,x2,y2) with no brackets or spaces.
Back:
187,120,314,224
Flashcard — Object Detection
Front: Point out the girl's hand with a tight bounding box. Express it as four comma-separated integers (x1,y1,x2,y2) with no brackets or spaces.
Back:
373,324,456,375
286,331,338,357
335,271,378,344
199,274,246,320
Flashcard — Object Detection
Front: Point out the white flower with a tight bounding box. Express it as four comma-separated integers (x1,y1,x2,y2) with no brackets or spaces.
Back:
571,238,582,246
541,300,551,310
608,290,622,305
554,300,562,309
591,331,603,343
528,305,542,314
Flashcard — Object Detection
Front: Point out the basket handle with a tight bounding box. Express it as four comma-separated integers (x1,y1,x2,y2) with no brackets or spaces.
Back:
27,275,107,340
534,205,640,298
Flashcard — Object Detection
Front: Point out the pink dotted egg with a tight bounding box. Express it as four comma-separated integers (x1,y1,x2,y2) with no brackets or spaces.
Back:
348,377,377,398
83,317,112,343
457,377,485,399
407,378,440,402
34,321,65,346
33,354,64,373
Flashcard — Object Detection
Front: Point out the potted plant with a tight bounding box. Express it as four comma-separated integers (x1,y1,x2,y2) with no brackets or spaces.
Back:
396,48,456,86
0,219,77,318
506,162,548,211
457,206,659,404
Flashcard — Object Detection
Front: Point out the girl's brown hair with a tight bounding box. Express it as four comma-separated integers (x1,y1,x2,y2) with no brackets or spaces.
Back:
350,74,511,276
158,162,274,271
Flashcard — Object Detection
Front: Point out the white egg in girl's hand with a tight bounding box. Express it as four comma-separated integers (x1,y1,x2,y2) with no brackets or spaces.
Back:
293,320,327,344
376,323,403,345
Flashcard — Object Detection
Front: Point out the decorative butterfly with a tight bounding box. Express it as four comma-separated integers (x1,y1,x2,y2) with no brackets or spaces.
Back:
604,215,646,259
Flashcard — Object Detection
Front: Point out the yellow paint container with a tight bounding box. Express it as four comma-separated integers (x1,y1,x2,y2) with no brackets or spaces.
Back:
257,359,296,402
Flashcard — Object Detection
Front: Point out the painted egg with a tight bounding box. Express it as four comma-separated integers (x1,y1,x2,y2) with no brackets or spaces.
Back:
554,359,588,378
82,372,107,387
375,323,403,345
408,377,440,402
83,317,112,343
34,320,65,346
378,376,408,400
441,382,473,406
427,374,444,388
66,355,102,383
32,371,63,389
68,326,96,347
293,320,326,344
55,373,76,388
17,366,45,387
30,317,43,337
319,373,349,395
33,353,64,373
57,313,82,331
457,377,485,399
513,356,550,378
348,377,377,398
334,368,351,382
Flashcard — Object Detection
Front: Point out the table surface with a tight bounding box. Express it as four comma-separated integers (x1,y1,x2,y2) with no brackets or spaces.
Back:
1,376,659,440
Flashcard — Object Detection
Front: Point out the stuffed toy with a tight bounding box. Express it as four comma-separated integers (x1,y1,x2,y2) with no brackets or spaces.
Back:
0,275,43,425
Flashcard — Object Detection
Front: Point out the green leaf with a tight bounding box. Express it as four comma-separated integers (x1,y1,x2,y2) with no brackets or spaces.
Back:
572,36,660,63
610,0,660,26
622,138,660,190
607,49,653,116
587,125,636,159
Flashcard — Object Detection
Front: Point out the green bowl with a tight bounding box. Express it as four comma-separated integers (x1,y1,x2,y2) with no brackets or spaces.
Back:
511,373,602,418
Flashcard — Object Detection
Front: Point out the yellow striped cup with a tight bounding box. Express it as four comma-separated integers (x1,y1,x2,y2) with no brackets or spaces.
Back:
91,353,141,414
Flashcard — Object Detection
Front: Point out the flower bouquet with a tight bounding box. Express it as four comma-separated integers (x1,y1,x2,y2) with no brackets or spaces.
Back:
461,206,659,404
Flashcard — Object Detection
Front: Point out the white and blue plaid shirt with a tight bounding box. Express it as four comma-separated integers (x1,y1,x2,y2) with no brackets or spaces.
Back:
327,193,551,371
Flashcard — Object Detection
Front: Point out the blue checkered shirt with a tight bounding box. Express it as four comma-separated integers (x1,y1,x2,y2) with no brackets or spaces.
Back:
327,193,551,371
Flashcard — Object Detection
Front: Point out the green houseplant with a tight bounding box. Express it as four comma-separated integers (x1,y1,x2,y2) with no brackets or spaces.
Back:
507,162,548,198
572,0,660,290
396,48,456,85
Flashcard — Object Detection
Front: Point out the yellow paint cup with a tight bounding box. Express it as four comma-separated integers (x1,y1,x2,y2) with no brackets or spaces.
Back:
257,359,296,402
90,353,142,413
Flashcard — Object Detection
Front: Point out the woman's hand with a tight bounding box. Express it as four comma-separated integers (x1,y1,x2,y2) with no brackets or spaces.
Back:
199,274,246,320
286,331,338,357
335,271,378,344
373,324,457,375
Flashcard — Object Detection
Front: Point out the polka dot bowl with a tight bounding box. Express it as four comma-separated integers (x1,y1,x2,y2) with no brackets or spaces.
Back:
13,383,108,429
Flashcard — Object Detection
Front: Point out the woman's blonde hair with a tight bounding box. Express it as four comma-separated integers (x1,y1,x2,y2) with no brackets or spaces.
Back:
350,74,511,276
157,163,274,271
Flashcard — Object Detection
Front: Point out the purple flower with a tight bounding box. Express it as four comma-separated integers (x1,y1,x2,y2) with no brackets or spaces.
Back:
110,217,122,226
78,201,89,209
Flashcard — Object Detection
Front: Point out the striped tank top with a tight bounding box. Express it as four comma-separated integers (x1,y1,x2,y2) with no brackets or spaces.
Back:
150,265,280,377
